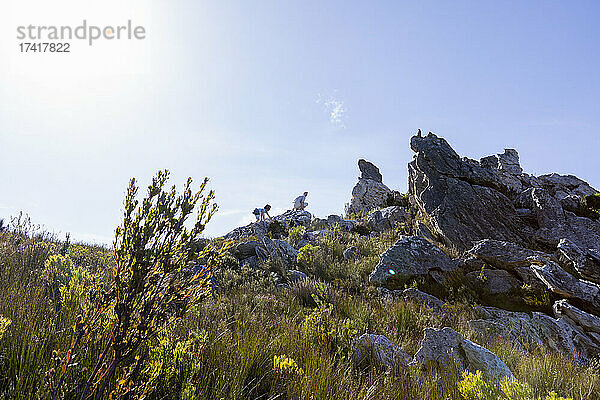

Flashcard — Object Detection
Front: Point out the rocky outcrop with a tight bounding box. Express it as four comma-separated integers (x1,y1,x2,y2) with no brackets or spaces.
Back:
516,187,600,250
411,327,514,384
465,239,549,270
556,239,600,284
367,206,408,232
351,334,409,371
530,259,600,308
347,160,393,216
369,236,458,287
408,134,532,254
407,132,600,255
468,306,598,363
358,159,383,182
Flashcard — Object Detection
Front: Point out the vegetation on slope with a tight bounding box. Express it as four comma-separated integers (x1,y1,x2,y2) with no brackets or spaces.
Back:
0,173,598,399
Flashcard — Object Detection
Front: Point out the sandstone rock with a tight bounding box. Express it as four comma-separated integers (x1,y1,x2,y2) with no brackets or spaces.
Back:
411,327,514,384
408,133,531,254
530,260,600,308
347,159,393,216
240,255,259,269
352,334,409,370
516,188,600,250
358,159,383,183
513,266,547,291
367,206,408,232
416,221,438,243
556,239,600,284
369,236,457,287
553,300,600,336
378,287,444,313
465,239,549,270
255,237,299,266
273,209,312,226
537,173,598,200
347,178,393,216
343,246,359,260
468,306,596,363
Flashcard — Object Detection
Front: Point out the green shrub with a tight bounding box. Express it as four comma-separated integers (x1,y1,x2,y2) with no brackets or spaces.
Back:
457,370,573,400
49,170,223,400
297,244,323,276
288,225,306,248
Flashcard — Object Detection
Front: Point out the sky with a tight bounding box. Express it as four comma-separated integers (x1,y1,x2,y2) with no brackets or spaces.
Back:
1,0,599,245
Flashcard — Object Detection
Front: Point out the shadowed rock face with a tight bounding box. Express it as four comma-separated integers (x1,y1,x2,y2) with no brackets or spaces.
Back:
358,159,383,183
408,134,532,254
408,132,600,255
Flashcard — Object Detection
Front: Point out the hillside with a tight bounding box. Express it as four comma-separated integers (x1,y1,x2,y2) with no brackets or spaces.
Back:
0,132,599,399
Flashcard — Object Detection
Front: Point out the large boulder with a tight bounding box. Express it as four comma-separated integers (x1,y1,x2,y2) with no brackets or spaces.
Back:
367,206,408,232
411,327,514,384
408,133,532,255
468,306,597,363
369,236,457,287
347,160,393,216
273,209,312,226
255,237,299,266
233,241,260,259
351,334,409,371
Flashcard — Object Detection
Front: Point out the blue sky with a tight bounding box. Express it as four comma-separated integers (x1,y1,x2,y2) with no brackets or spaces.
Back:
1,1,599,244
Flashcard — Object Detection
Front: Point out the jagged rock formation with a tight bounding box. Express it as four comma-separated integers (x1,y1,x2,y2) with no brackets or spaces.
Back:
346,159,394,216
220,130,600,370
468,306,597,363
372,132,600,364
408,132,600,255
